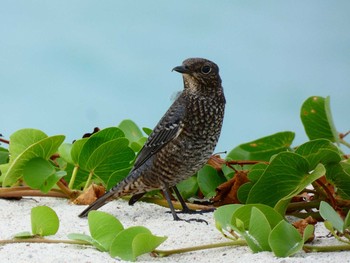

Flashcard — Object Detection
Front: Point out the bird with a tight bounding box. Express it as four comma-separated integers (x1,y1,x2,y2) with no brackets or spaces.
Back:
79,58,226,221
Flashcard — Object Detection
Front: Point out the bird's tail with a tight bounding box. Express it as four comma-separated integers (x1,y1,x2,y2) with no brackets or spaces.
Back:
78,189,116,218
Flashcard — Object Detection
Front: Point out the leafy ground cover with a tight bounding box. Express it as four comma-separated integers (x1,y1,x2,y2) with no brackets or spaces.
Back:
0,95,349,261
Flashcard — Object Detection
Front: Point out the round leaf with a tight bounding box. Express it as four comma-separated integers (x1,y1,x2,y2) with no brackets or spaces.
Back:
231,204,283,232
214,204,243,233
31,206,59,236
227,131,295,161
9,129,47,161
244,207,272,252
109,226,150,261
300,96,338,142
23,158,55,189
118,119,144,143
197,165,226,197
176,175,199,200
3,135,65,186
319,201,344,232
88,211,124,251
132,233,167,259
269,220,303,257
246,152,310,207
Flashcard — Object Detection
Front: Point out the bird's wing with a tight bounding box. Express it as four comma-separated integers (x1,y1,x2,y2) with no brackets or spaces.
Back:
131,95,186,171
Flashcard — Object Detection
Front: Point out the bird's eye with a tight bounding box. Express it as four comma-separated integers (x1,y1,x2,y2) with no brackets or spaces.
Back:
201,65,211,74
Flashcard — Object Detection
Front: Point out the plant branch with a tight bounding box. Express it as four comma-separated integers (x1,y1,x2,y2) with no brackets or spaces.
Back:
83,171,94,191
68,166,79,189
0,187,67,198
0,137,10,144
303,244,350,252
154,240,247,257
0,238,91,246
56,179,79,199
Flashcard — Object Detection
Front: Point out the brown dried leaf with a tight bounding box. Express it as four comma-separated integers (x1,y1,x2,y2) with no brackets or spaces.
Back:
212,170,249,206
292,216,317,242
73,184,105,205
207,154,226,171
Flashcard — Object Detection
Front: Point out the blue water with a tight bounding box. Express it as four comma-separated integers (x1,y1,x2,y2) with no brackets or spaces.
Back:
1,1,349,152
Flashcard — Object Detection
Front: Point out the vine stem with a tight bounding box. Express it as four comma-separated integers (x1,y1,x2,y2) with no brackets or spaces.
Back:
0,238,90,246
303,244,350,252
68,166,79,189
154,240,247,257
0,187,67,198
83,171,94,191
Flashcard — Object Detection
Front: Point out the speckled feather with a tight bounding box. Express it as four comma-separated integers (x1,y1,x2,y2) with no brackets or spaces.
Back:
79,58,225,217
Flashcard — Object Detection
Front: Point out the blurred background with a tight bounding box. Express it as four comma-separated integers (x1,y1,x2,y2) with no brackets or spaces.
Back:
1,1,349,152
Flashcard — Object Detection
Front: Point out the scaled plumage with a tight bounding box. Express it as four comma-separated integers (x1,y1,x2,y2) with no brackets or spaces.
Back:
79,58,226,220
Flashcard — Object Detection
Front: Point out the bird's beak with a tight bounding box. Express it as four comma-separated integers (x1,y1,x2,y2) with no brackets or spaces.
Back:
172,65,190,74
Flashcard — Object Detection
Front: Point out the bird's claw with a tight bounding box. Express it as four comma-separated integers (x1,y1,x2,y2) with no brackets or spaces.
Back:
176,207,215,215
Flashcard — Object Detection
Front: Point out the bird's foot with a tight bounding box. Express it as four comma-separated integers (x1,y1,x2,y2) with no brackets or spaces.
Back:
176,207,215,215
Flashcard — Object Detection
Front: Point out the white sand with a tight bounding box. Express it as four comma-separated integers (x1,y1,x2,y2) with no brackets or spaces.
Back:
0,197,350,263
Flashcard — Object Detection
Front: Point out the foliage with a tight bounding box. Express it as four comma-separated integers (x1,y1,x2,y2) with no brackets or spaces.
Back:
0,95,350,259
214,204,313,257
8,207,166,261
68,211,167,261
14,206,59,238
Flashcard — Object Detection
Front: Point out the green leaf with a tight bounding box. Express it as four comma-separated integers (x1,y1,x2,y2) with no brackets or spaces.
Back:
227,132,295,161
142,127,152,136
319,201,344,232
344,210,350,231
64,162,90,190
14,231,34,239
231,204,283,232
237,182,253,203
40,170,66,193
269,220,303,257
88,211,124,251
9,129,48,161
23,158,55,189
107,167,132,190
295,139,341,169
214,204,243,233
303,224,315,243
326,162,350,199
244,207,271,252
58,143,74,164
176,175,199,200
0,147,9,164
247,163,268,182
71,138,88,165
78,127,125,169
3,135,65,186
274,163,325,215
132,233,167,260
31,206,59,236
197,165,226,198
68,233,95,244
109,226,151,261
246,152,310,207
300,96,338,142
67,233,105,251
82,138,135,185
118,119,144,143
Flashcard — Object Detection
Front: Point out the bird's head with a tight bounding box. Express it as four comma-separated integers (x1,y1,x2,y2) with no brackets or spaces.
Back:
172,58,222,95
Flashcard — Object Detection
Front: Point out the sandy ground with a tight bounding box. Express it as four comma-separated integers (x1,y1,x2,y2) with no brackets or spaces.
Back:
0,197,350,263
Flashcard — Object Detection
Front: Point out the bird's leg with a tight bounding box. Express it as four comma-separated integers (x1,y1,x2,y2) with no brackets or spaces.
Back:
172,186,215,214
163,187,208,224
163,187,183,221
